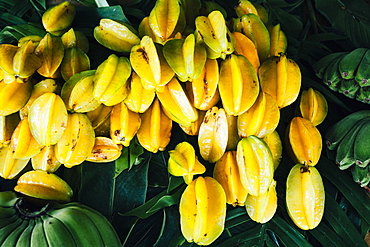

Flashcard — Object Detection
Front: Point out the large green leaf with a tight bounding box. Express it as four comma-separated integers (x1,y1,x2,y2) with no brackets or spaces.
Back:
318,156,370,226
315,0,370,48
323,193,368,246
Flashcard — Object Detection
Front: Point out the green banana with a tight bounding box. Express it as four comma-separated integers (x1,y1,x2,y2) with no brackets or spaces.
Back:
47,206,105,246
0,217,23,245
15,218,35,247
335,118,368,170
325,110,370,150
338,48,367,80
0,206,16,220
353,119,370,167
41,214,78,247
0,214,17,228
338,79,360,99
313,51,347,79
65,203,121,247
0,218,29,246
30,217,49,247
351,165,370,187
355,49,370,87
355,86,370,104
322,55,344,91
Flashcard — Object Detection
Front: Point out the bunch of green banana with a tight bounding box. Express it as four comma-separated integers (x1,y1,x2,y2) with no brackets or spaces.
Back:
0,191,121,246
325,110,370,188
314,47,370,104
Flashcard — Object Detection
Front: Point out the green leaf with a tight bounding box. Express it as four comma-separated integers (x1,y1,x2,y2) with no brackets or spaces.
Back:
114,138,144,178
314,0,370,48
216,224,265,247
267,216,312,247
119,176,184,218
310,221,355,247
318,156,370,226
122,210,164,247
153,207,181,247
146,187,183,214
0,23,46,43
73,5,131,30
324,193,368,246
78,160,148,219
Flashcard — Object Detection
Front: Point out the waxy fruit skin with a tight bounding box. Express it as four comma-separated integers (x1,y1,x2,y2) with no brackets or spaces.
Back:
286,164,325,230
179,176,226,246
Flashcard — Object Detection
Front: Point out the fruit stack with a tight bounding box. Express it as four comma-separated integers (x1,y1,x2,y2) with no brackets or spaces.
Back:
0,0,336,245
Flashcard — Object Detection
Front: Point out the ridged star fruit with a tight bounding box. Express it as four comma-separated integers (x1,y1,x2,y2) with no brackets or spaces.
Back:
286,117,322,166
168,141,206,184
232,32,260,72
226,114,241,151
213,151,248,206
42,1,76,36
86,104,112,130
233,13,270,62
31,145,61,173
262,130,282,170
178,109,206,136
195,10,234,59
130,36,174,92
14,40,43,79
234,0,259,17
61,70,101,113
94,18,140,53
236,135,274,196
18,35,43,49
14,170,73,202
123,71,156,113
35,33,64,78
28,93,68,146
258,53,301,109
156,77,198,127
299,88,328,126
0,145,30,179
198,106,228,163
136,98,172,153
60,47,90,81
0,113,19,148
179,176,226,246
138,16,163,44
10,117,43,160
0,79,32,116
163,33,207,82
148,0,185,43
286,164,325,230
19,79,58,119
93,54,131,105
237,91,280,138
219,54,259,116
0,44,22,83
268,23,287,57
86,137,122,163
55,113,95,168
110,102,141,147
61,28,89,53
245,180,277,223
93,115,110,137
186,58,220,111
